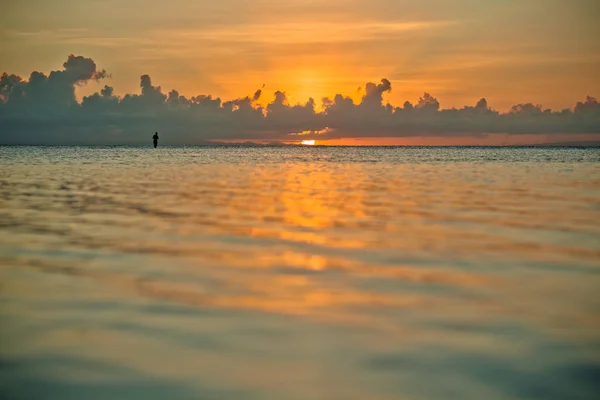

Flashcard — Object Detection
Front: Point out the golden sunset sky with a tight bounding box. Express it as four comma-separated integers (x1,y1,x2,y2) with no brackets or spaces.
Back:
2,0,599,113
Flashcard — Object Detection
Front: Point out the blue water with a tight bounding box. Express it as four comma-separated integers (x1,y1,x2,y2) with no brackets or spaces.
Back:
1,146,599,399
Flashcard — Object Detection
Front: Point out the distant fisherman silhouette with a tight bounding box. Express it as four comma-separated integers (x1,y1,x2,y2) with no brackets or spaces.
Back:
153,132,159,148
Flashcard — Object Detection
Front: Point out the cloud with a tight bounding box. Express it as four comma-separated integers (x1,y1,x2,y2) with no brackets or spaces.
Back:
252,85,264,102
0,54,599,145
158,21,455,46
61,54,109,82
0,54,108,113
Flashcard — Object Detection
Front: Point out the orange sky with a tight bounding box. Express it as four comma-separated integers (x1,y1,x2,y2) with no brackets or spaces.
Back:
2,1,599,111
312,134,600,146
1,0,599,145
213,133,599,146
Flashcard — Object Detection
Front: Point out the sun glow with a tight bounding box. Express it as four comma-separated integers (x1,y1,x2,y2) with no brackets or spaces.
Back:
301,140,315,146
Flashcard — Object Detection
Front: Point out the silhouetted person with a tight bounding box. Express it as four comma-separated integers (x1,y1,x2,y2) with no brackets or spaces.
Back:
153,132,159,148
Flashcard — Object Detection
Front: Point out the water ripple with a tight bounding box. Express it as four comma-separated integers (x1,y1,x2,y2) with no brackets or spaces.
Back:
1,146,599,399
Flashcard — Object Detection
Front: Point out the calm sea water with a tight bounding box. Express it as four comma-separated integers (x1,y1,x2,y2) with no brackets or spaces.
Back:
1,146,599,400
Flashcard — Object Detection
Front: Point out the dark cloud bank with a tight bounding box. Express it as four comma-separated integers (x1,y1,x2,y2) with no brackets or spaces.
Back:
1,55,599,145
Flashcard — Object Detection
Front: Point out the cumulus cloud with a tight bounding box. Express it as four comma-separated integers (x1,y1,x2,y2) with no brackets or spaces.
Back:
363,78,391,107
252,84,265,102
0,54,599,145
60,54,109,83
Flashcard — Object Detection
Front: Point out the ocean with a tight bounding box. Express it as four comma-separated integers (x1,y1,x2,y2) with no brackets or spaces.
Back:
1,146,599,399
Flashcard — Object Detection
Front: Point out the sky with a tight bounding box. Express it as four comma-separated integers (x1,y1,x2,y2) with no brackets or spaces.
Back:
1,0,599,145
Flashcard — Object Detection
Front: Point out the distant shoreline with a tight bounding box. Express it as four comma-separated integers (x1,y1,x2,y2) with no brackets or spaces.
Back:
1,143,599,148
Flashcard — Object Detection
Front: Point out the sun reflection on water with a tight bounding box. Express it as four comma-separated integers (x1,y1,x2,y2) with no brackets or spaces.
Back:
2,147,600,399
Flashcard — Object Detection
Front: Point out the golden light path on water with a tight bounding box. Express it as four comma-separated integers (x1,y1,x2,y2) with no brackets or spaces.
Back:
0,146,599,399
